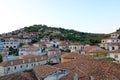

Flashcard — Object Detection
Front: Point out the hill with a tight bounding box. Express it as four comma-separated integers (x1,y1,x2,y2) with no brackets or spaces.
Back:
0,24,108,45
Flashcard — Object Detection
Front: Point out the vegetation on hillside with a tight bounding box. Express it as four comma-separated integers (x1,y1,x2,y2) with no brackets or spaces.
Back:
5,24,108,45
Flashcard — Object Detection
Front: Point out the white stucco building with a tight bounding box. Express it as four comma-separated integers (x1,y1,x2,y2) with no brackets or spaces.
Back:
68,43,84,52
3,36,20,49
108,50,120,62
18,45,43,56
0,55,48,76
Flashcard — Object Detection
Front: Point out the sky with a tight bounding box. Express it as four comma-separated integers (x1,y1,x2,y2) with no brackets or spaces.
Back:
0,0,120,34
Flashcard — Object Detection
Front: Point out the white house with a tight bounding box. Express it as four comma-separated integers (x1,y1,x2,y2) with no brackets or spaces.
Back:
46,47,61,63
108,43,120,51
0,42,4,49
68,43,84,52
19,39,31,44
0,55,48,76
81,46,104,55
3,36,20,49
33,42,53,48
101,37,120,44
18,45,43,56
3,55,19,62
100,37,120,50
46,48,61,57
108,50,120,62
40,37,50,42
110,31,120,38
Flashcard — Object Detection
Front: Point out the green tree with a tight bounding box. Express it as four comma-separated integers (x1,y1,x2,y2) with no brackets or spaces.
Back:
19,43,24,47
0,55,3,62
118,35,120,39
9,47,18,56
31,38,38,43
100,57,116,61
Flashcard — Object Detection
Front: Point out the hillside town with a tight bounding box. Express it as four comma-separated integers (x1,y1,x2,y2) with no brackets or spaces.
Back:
0,27,120,80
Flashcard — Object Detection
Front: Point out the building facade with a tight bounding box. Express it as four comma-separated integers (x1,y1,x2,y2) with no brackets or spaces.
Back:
0,56,48,76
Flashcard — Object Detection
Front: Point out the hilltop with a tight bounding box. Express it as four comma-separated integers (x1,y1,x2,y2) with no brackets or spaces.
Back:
0,24,108,45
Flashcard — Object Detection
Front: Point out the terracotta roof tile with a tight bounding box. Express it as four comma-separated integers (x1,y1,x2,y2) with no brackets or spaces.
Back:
0,56,48,67
0,72,37,80
88,49,108,53
84,46,97,51
55,53,120,79
34,65,58,78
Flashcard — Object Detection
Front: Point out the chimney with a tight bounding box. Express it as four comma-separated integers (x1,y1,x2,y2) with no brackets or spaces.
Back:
41,57,43,60
74,73,78,80
11,61,13,65
89,76,94,80
35,58,37,61
28,59,31,62
23,60,25,63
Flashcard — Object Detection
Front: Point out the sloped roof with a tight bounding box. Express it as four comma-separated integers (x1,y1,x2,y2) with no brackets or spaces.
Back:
88,49,108,53
0,72,37,80
0,56,48,67
54,58,120,80
84,46,97,51
34,65,58,78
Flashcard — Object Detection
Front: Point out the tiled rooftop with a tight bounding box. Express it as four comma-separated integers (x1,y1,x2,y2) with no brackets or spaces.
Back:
0,55,48,67
34,65,58,78
0,72,37,80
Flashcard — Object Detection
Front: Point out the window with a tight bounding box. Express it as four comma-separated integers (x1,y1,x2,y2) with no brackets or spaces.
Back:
20,65,22,68
31,64,33,66
75,47,76,50
14,66,16,69
7,67,10,71
26,64,28,67
114,55,118,58
38,63,40,65
14,46,16,48
112,47,115,50
112,40,114,42
6,46,9,48
117,40,118,42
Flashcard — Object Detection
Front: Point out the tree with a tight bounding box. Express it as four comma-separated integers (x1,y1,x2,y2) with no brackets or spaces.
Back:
100,57,116,61
19,43,24,47
9,47,14,55
9,47,18,56
31,39,38,43
118,35,120,39
0,55,3,62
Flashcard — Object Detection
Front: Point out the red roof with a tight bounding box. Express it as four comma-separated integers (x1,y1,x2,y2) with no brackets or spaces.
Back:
60,40,66,45
84,46,97,51
3,36,18,39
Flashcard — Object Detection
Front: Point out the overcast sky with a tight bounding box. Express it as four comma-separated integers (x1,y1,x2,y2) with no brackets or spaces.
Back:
0,0,120,34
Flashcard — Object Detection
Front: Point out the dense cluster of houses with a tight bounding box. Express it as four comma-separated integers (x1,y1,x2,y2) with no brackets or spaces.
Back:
99,31,120,61
0,30,120,79
0,52,120,80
